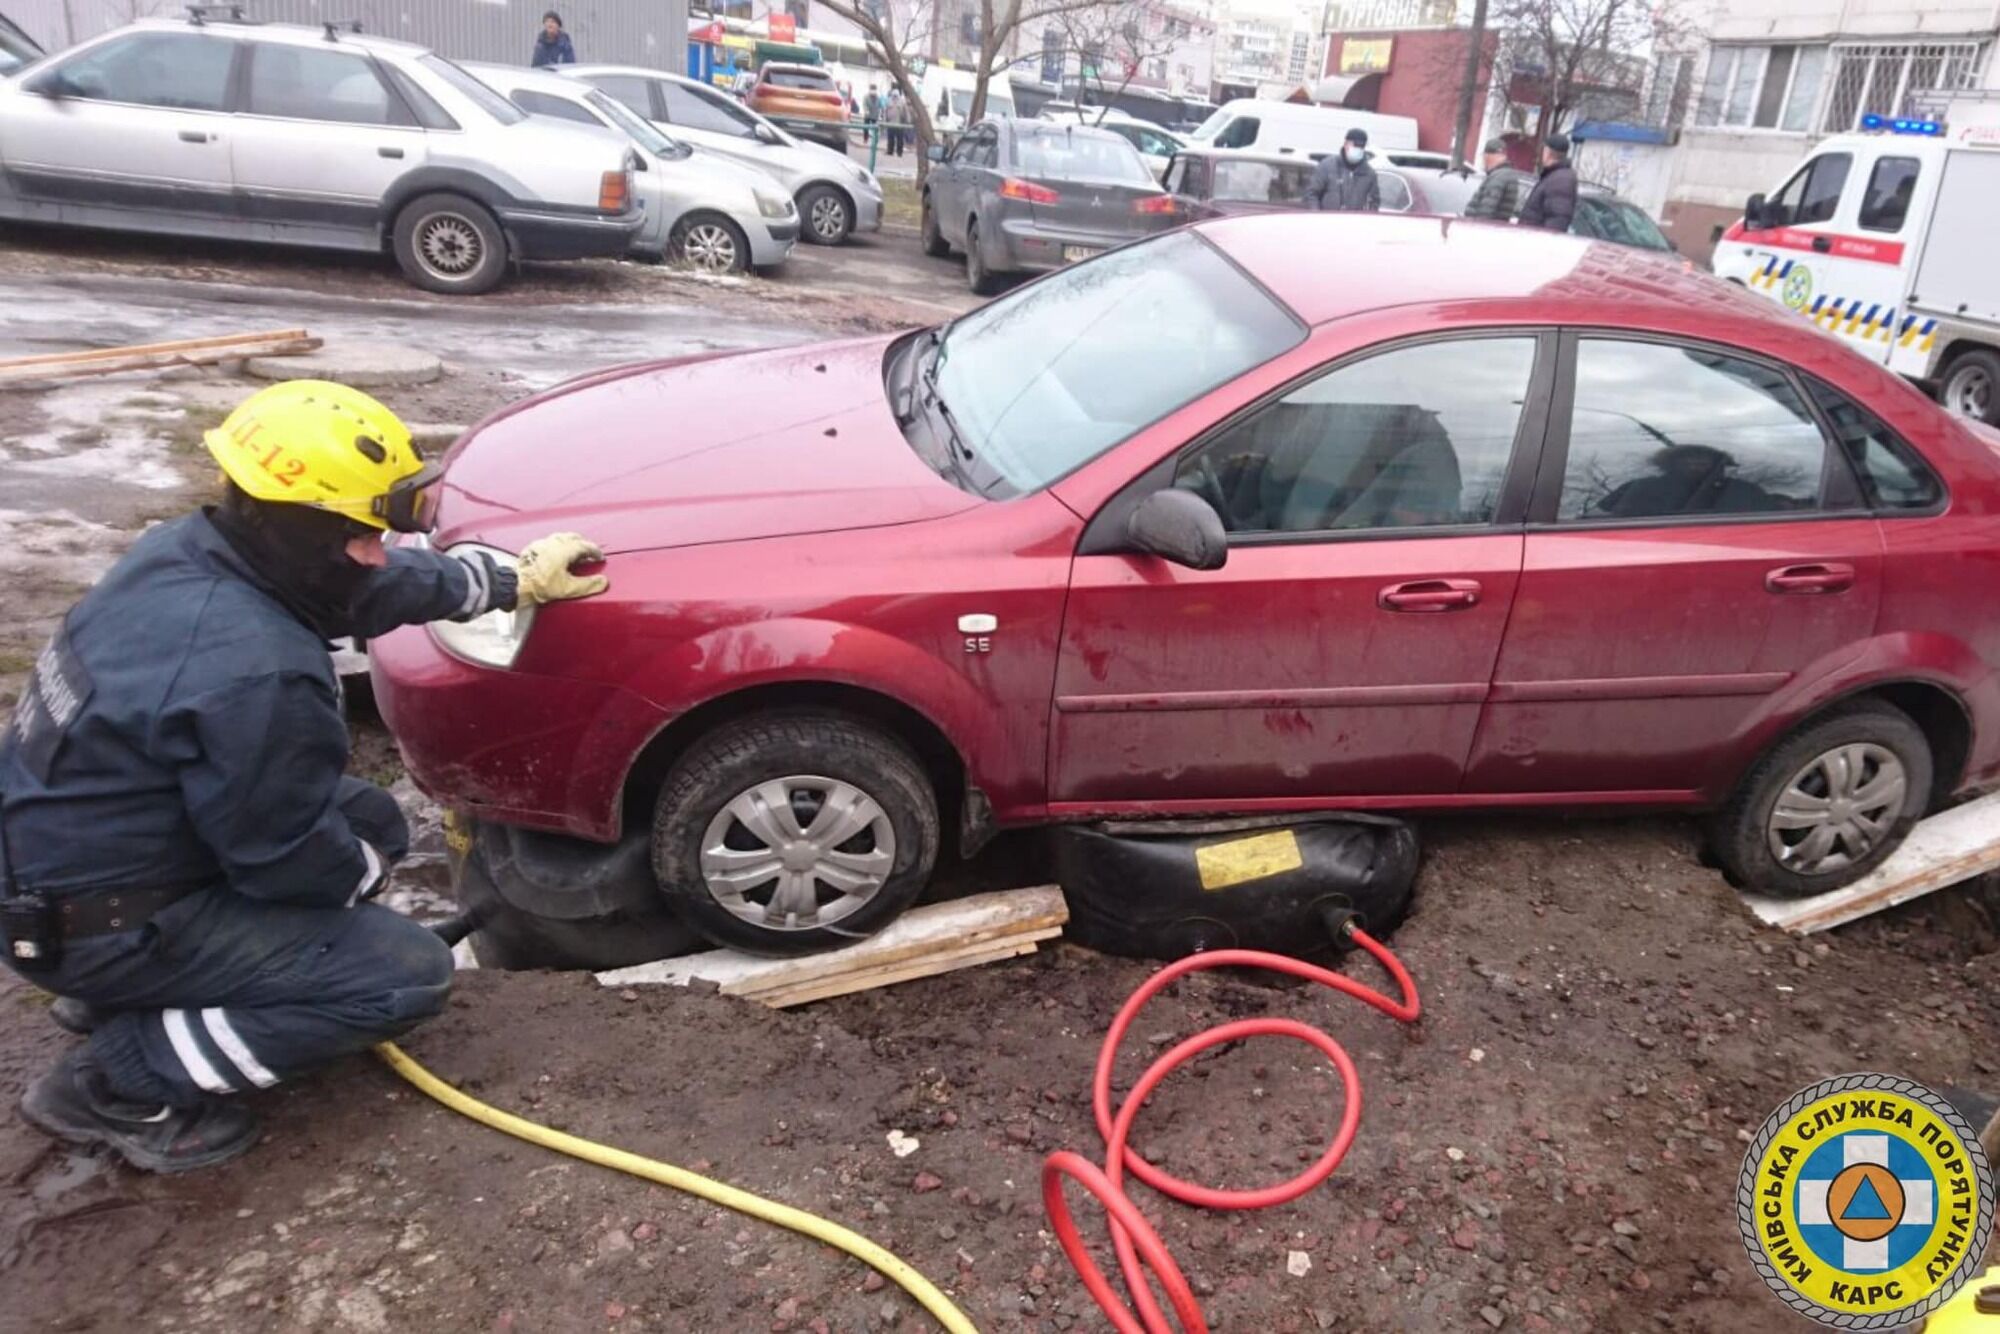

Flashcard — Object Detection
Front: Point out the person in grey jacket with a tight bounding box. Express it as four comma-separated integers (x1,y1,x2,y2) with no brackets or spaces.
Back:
1305,128,1381,213
1463,137,1533,221
1517,131,1579,231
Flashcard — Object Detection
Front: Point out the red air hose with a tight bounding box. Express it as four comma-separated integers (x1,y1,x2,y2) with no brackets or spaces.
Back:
1042,928,1422,1334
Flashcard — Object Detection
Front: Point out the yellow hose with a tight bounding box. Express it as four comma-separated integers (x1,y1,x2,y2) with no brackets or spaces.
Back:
374,1042,980,1334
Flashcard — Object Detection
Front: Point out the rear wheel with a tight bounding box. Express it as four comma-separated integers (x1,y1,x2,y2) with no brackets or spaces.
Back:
966,219,1005,296
1706,702,1932,898
651,712,940,956
668,212,751,274
1939,348,2000,425
392,192,509,295
798,184,854,245
921,192,951,257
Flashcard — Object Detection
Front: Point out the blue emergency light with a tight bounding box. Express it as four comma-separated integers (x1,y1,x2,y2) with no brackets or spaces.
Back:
1860,113,1944,135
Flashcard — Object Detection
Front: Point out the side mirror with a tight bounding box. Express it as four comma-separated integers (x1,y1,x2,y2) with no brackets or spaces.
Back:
1743,192,1768,229
927,143,944,162
753,122,781,145
1126,489,1227,571
27,68,74,99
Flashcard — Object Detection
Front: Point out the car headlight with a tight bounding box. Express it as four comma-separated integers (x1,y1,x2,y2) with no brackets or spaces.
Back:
428,543,536,670
853,165,878,191
755,188,794,219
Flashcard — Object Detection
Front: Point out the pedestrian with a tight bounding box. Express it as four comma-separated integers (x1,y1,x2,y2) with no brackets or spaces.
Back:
1305,127,1381,213
531,10,574,67
1462,136,1533,222
1517,130,1579,232
0,381,608,1173
888,93,910,156
863,84,881,151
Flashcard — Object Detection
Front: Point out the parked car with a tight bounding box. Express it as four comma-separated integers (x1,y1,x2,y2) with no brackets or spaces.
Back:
1572,185,1675,252
742,61,848,154
0,17,640,293
1036,106,1187,182
373,214,2000,963
1162,145,1450,217
921,117,1179,294
0,11,41,76
567,64,882,246
922,65,1014,134
469,62,797,273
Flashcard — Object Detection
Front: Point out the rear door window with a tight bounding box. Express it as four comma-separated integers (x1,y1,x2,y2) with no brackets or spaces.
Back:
1857,156,1920,232
661,79,760,137
585,73,655,118
512,88,601,126
51,32,234,111
1558,339,1831,521
247,45,406,126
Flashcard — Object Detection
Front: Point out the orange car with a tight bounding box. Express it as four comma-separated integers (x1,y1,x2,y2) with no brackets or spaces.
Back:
745,63,849,153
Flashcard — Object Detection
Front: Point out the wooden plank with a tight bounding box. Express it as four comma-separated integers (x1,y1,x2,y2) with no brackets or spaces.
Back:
0,334,321,385
0,328,311,371
595,886,1069,991
758,939,1049,1008
1741,790,2000,934
731,927,1065,1002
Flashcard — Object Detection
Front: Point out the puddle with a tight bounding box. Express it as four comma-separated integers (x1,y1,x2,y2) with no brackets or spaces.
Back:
32,1150,106,1206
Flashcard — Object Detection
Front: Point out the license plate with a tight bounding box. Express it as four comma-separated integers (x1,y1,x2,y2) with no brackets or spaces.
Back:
1062,245,1101,263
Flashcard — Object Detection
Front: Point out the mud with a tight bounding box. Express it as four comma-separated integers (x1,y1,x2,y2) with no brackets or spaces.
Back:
2,816,1994,1333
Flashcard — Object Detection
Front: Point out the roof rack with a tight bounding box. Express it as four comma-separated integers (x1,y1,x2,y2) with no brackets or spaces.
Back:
185,3,250,25
322,17,363,39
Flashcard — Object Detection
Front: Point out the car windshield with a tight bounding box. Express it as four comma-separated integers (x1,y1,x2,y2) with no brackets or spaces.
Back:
420,54,526,124
1209,158,1314,204
922,231,1301,496
588,87,681,155
947,90,1013,116
1014,127,1153,184
1576,196,1673,251
1189,106,1230,140
0,22,38,76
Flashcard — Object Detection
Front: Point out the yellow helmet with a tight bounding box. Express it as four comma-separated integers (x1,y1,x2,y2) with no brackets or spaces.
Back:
204,380,442,533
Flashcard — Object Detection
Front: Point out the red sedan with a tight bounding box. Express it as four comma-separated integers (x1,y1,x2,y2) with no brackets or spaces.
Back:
373,214,2000,957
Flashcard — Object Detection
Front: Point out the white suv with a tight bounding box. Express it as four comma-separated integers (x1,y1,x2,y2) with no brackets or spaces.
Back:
0,16,642,294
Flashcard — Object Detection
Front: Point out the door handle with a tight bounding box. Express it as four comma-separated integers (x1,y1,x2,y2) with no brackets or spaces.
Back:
1811,235,1832,253
178,130,210,143
378,146,405,159
1378,578,1482,612
1766,562,1855,594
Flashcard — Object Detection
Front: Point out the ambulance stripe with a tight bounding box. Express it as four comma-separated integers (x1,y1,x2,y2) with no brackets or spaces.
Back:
163,1009,232,1094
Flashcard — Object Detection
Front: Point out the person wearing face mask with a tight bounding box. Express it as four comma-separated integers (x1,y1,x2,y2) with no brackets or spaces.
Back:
1305,127,1381,214
0,381,606,1173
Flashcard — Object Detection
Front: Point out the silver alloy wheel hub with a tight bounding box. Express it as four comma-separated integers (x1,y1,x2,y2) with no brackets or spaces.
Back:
1946,363,1992,421
417,214,481,278
810,194,846,239
698,776,896,931
1766,742,1907,875
681,223,738,272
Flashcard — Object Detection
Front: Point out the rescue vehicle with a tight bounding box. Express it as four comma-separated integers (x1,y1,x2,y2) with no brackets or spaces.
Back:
1712,116,2000,424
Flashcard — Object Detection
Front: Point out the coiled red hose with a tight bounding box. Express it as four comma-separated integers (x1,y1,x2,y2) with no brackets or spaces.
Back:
1041,929,1422,1334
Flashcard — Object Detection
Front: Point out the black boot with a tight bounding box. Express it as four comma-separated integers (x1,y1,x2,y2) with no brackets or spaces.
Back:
48,996,103,1035
20,1049,260,1174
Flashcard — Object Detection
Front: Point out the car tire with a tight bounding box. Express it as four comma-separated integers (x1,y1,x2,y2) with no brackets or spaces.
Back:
668,211,751,275
1705,701,1933,898
650,712,940,956
392,192,509,296
921,192,951,257
1939,347,2000,425
798,184,854,246
966,220,1005,296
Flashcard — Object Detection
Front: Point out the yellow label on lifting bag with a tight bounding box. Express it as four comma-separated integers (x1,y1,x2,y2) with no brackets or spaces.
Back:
1194,829,1304,891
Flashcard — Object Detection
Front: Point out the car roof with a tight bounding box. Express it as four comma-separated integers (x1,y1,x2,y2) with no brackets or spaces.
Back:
128,15,428,57
1195,213,1790,331
569,63,687,82
1001,118,1128,143
463,60,573,89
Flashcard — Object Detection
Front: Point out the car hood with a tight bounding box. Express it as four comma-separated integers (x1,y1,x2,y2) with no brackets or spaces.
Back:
674,146,775,197
435,338,981,556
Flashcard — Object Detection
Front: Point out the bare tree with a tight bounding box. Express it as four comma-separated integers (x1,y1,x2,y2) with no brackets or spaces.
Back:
962,0,1140,124
1485,0,1689,144
1051,0,1202,124
813,0,947,170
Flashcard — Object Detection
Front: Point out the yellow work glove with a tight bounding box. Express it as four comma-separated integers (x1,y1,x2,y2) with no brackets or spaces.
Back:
514,533,608,606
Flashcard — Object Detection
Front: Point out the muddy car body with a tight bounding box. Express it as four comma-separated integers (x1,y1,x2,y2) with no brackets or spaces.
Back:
372,215,2000,957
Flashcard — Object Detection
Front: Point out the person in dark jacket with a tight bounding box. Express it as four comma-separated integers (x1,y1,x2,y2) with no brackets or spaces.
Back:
531,10,575,67
1517,131,1578,231
0,381,607,1173
1463,137,1533,221
1305,127,1381,213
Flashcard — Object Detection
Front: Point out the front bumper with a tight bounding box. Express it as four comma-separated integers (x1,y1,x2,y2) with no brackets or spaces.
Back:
854,187,884,233
753,217,799,265
498,205,645,262
368,621,669,842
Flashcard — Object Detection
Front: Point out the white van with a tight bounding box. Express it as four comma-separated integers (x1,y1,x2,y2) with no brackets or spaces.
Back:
1188,99,1419,158
1712,120,2000,424
920,66,1015,134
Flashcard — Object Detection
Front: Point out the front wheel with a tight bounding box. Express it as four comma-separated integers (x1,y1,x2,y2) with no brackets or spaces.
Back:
392,192,509,295
1706,701,1932,898
921,192,950,257
797,184,855,246
651,713,940,956
1939,348,2000,425
668,212,751,274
